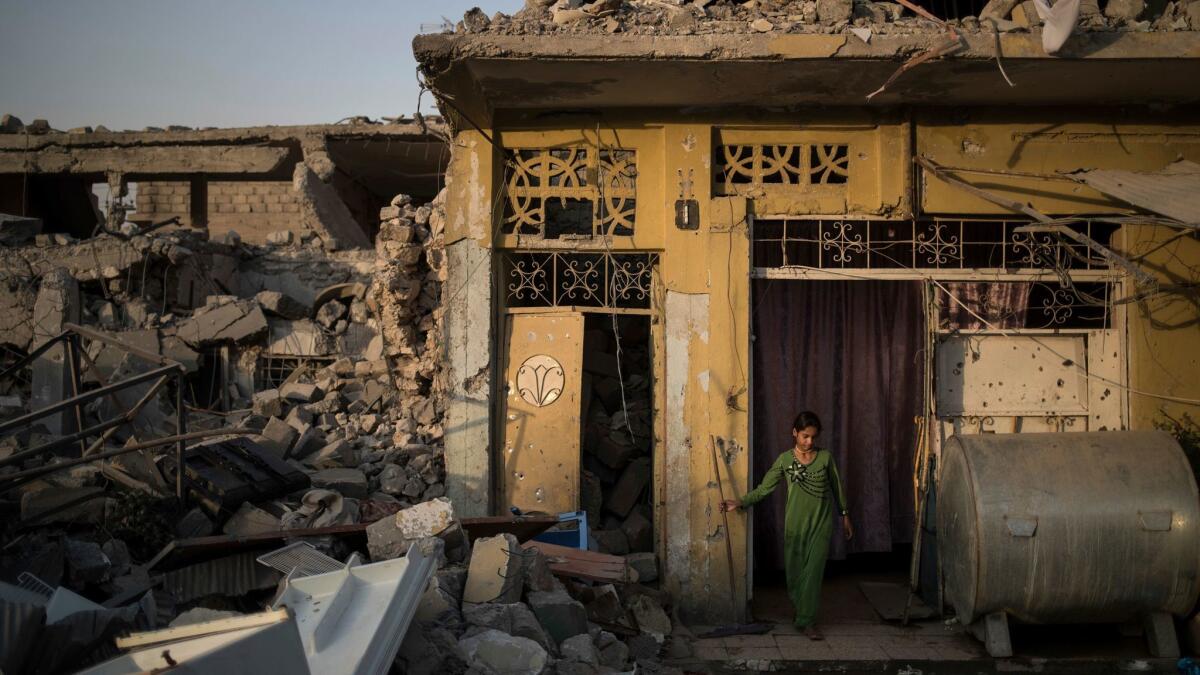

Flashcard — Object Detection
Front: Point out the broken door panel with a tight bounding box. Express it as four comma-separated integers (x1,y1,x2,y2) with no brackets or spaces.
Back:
501,313,585,515
936,334,1087,417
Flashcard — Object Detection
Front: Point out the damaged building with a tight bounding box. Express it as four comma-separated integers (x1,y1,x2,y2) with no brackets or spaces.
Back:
408,0,1200,666
2,0,1200,671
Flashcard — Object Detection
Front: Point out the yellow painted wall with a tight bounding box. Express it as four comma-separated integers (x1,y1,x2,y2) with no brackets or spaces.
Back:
441,108,1200,623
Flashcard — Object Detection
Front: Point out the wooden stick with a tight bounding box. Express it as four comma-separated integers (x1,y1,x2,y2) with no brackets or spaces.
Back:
709,434,740,619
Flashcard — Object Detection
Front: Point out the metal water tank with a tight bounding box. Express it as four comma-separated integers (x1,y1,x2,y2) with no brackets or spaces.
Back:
938,431,1200,627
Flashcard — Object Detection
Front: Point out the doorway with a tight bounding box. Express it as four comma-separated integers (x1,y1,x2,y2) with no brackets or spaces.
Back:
749,279,926,609
499,310,655,557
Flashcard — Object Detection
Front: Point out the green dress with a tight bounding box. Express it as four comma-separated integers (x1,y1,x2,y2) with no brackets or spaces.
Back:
741,448,848,628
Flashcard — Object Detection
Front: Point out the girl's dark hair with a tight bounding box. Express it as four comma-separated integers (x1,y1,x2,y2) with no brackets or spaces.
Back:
792,411,822,434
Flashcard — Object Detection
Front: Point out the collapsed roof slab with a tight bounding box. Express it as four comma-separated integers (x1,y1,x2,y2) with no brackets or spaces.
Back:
414,31,1200,122
0,146,293,177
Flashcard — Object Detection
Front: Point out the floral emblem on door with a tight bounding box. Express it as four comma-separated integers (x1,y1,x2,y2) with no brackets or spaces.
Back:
517,354,565,407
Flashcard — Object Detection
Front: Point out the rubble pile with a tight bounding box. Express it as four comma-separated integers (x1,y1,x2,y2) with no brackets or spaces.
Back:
0,188,461,672
379,499,683,675
455,0,1200,38
582,319,656,558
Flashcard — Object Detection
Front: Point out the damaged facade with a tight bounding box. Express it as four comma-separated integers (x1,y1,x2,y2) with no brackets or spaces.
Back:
414,0,1200,644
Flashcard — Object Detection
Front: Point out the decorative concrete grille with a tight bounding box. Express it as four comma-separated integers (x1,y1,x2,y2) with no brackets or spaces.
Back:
502,147,637,239
502,251,657,310
715,144,849,193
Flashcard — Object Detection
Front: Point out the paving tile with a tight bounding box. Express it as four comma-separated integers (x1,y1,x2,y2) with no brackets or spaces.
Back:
692,644,729,660
775,638,835,661
725,646,782,660
722,634,777,648
821,622,911,637
882,643,941,660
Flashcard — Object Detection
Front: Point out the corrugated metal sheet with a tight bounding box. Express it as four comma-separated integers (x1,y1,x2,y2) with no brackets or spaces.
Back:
1074,160,1200,224
162,551,282,604
0,598,45,674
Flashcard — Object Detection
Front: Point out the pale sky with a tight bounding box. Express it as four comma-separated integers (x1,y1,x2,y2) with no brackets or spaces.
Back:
0,0,523,131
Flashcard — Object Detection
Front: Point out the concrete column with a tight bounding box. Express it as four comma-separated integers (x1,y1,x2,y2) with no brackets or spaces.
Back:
31,267,80,436
443,238,493,517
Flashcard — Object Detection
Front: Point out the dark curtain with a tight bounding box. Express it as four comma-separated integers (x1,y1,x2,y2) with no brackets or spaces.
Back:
751,280,924,571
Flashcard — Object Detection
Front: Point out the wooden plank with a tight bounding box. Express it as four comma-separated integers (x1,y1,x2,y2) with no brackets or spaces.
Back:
521,540,630,583
460,515,558,543
0,145,291,175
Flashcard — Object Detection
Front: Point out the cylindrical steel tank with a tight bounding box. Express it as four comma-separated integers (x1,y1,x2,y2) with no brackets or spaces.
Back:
937,430,1200,625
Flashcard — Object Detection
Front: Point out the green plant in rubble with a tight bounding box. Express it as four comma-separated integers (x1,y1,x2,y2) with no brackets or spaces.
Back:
1156,411,1200,487
104,490,179,562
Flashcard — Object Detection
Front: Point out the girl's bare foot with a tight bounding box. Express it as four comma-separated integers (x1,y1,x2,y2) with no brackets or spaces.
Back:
802,625,824,641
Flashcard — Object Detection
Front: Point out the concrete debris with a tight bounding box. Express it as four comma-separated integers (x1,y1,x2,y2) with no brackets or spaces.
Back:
464,533,525,604
528,589,590,645
458,628,550,675
0,213,43,245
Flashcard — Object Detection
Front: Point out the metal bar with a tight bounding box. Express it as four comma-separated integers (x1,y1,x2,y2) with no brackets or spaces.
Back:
0,427,253,488
83,374,170,457
176,372,186,503
0,332,67,382
76,342,127,415
66,335,87,455
0,416,130,468
1013,223,1157,288
751,267,1123,282
0,362,180,436
63,322,182,368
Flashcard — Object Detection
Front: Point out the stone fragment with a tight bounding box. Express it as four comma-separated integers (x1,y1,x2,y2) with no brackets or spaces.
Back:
170,608,242,627
626,633,660,660
750,17,774,30
290,423,322,458
65,538,111,584
266,230,294,245
102,539,132,577
255,290,310,320
21,487,105,524
176,507,215,538
304,439,354,466
252,389,285,417
310,468,368,498
458,629,548,675
626,552,659,583
591,529,629,555
528,589,589,645
223,502,281,536
599,632,630,670
397,625,468,675
257,417,298,457
315,300,347,328
816,0,853,22
464,602,554,654
280,382,322,403
0,213,43,245
585,584,625,624
416,573,461,623
0,113,23,133
366,497,456,561
629,594,672,641
178,299,267,346
1103,0,1144,20
462,6,491,31
605,457,651,517
561,634,600,665
622,510,653,552
464,534,524,604
379,464,407,495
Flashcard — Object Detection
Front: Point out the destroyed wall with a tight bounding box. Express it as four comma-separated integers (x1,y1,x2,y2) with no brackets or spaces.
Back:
135,180,303,242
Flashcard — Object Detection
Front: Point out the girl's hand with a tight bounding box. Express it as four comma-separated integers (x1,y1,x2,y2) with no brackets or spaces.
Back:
720,499,740,513
843,515,854,540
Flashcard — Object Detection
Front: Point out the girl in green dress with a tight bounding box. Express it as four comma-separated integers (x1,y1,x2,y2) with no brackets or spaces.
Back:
721,411,853,640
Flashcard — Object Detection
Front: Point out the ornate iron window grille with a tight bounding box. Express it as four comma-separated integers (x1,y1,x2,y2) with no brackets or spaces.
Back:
502,251,657,310
502,147,637,239
715,144,849,195
752,218,1116,272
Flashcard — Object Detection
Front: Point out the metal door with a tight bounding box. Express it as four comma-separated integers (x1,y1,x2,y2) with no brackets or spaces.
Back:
501,313,585,515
